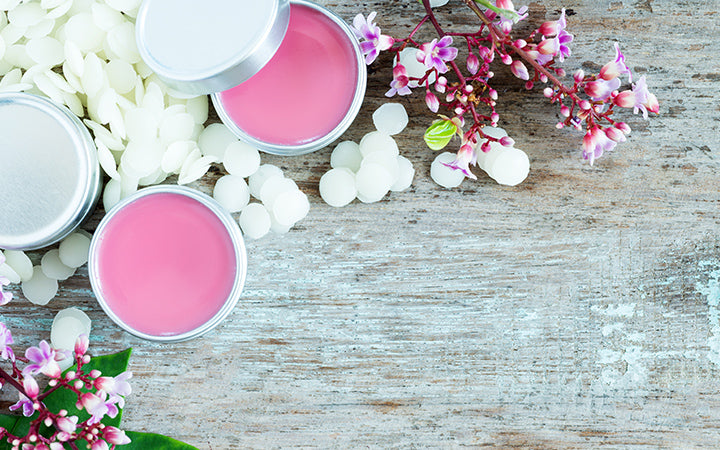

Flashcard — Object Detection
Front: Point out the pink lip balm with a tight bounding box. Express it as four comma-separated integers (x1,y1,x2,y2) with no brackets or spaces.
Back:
89,186,246,341
213,2,361,150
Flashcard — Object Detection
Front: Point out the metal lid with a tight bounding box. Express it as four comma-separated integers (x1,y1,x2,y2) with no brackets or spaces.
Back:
0,93,101,251
136,0,290,95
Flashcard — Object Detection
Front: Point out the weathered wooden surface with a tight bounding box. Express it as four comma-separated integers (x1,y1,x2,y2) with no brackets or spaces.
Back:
2,0,720,448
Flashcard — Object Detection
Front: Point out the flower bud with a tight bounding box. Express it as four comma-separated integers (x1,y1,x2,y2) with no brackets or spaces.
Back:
103,427,131,445
510,60,529,80
613,90,636,108
56,416,78,434
478,46,493,62
573,69,585,84
499,136,515,147
501,54,512,65
537,38,559,55
599,61,620,81
466,53,480,75
74,334,89,356
560,105,570,117
605,127,626,142
539,21,559,36
543,87,553,98
24,375,39,398
579,100,591,110
91,440,109,450
488,89,498,100
615,122,631,134
513,39,527,49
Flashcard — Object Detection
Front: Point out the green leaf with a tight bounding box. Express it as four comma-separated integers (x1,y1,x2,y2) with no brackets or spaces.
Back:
41,349,133,428
472,0,520,21
424,120,457,150
0,413,31,450
123,431,199,450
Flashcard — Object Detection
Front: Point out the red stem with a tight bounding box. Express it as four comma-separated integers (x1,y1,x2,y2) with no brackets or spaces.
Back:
0,367,29,398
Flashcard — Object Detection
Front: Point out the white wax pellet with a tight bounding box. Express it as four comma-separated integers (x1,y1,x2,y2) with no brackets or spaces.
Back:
397,47,436,85
197,122,237,160
178,153,214,185
238,203,271,240
51,307,91,352
431,152,465,189
390,155,415,192
138,167,168,186
41,249,76,281
359,131,399,157
355,162,393,203
22,266,58,305
269,208,291,235
103,178,122,211
482,146,530,186
64,13,104,53
372,103,409,136
96,140,120,180
213,175,250,213
64,40,84,77
362,151,400,183
223,141,261,178
0,0,20,12
159,112,194,144
0,262,21,284
248,164,283,199
91,2,125,31
24,18,55,40
0,68,20,88
8,3,44,28
26,36,64,67
81,52,106,98
141,82,165,116
430,0,450,6
259,176,298,209
105,59,135,94
46,0,72,20
45,70,76,94
121,139,163,178
106,21,140,63
186,96,208,125
330,141,362,172
161,141,195,174
272,189,309,226
3,250,33,282
480,126,508,140
33,72,65,104
58,233,91,268
319,168,357,207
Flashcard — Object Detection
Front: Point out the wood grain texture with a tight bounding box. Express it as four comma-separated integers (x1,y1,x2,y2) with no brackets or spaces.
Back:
2,0,720,448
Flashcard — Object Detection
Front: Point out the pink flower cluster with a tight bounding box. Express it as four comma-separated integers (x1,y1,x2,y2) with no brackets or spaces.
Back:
0,323,132,450
352,0,659,178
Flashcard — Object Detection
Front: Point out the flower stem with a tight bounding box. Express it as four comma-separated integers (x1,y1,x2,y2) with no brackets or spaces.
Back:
420,0,467,86
0,367,28,398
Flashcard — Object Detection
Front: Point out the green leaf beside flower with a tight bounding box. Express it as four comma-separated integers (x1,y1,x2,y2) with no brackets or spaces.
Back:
424,119,458,150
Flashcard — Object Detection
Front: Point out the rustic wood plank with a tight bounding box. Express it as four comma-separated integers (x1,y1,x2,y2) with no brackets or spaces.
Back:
2,0,720,448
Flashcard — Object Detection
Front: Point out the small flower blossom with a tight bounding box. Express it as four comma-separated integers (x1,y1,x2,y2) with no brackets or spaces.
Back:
74,333,89,357
443,143,478,179
81,392,116,425
1,322,14,361
583,126,616,164
466,53,480,75
612,90,636,108
55,415,79,434
490,0,529,34
510,60,529,80
103,427,131,445
600,43,632,82
90,440,109,450
10,394,35,417
584,77,621,101
630,75,659,119
23,341,61,378
555,9,573,61
417,36,458,74
425,91,440,113
537,37,559,56
352,12,394,65
94,371,132,407
385,64,412,97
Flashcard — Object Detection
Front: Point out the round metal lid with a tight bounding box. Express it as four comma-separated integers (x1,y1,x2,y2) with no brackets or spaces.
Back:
136,0,290,95
0,93,100,251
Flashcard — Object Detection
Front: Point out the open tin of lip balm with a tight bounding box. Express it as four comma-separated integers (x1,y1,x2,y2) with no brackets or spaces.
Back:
0,93,101,251
136,0,366,156
89,185,247,342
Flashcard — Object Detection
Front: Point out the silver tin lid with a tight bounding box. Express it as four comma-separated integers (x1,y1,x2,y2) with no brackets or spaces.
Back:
136,0,290,95
89,185,247,342
0,93,101,251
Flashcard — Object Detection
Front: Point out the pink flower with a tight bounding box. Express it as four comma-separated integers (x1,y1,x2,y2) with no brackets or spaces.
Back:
0,254,12,306
631,75,659,119
80,391,119,425
612,90,636,108
584,78,621,101
74,333,89,357
582,126,616,164
23,341,61,378
352,12,393,65
417,36,458,74
103,427,131,445
536,37,559,56
510,60,529,80
55,415,79,434
600,43,632,82
385,64,412,97
10,376,39,417
466,53,480,75
442,143,477,179
555,9,573,62
90,441,109,450
94,371,132,407
425,91,440,113
489,0,529,34
0,322,14,361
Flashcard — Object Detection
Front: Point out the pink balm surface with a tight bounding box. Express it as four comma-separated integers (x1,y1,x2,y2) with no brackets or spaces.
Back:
95,193,237,337
217,4,358,146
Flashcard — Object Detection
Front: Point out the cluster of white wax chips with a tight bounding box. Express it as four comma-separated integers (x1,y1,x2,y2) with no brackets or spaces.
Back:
0,0,529,344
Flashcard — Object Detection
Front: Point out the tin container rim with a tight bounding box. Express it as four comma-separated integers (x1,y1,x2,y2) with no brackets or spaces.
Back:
211,0,367,156
88,185,247,343
135,0,290,95
0,92,100,251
